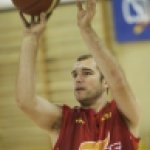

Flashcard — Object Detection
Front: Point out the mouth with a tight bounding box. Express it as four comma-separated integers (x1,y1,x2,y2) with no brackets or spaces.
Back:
76,87,85,92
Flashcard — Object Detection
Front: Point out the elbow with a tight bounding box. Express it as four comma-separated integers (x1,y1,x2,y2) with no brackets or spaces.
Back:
15,86,26,108
15,97,33,112
15,93,31,110
15,93,36,110
15,96,26,109
15,87,34,109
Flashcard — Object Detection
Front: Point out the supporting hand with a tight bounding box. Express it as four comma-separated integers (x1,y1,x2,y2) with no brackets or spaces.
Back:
20,12,52,38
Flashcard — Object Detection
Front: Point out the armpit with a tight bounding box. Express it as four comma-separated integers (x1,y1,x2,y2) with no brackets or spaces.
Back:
51,117,62,130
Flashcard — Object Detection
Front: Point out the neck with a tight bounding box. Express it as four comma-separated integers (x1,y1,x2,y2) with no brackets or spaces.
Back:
81,91,108,113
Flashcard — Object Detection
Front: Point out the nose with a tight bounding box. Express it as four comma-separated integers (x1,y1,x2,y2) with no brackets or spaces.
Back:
75,74,83,83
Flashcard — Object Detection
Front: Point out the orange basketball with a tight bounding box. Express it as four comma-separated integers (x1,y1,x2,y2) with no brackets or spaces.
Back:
12,0,60,16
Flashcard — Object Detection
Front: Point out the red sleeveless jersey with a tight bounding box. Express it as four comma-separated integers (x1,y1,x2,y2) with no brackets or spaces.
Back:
54,100,140,150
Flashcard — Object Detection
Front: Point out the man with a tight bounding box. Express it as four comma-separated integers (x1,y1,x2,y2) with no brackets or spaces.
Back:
16,0,141,149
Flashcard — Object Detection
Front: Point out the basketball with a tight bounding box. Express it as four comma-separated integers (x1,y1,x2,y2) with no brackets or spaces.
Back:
12,0,60,16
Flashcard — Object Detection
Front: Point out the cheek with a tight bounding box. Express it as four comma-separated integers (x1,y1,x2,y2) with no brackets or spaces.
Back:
87,78,101,88
73,81,76,89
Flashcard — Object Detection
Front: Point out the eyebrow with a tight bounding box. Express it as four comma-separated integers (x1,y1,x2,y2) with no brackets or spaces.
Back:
71,67,94,74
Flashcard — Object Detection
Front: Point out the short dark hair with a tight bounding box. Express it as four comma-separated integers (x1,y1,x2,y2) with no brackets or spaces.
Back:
77,54,93,61
77,54,104,82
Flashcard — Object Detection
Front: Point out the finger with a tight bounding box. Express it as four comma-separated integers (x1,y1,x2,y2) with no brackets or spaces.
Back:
46,11,53,21
76,0,83,11
19,11,30,27
40,12,46,24
86,0,96,10
91,0,96,7
31,16,35,24
37,16,40,23
85,0,90,10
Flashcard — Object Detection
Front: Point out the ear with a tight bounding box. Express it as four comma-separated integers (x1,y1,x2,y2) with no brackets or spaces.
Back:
102,79,109,91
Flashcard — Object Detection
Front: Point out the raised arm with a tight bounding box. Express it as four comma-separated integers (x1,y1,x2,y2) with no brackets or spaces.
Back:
76,0,141,136
15,12,62,133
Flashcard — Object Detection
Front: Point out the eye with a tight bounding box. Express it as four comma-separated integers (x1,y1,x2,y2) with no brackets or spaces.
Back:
83,72,91,75
72,73,77,78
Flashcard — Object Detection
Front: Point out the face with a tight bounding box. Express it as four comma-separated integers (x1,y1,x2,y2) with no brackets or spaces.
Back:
71,58,104,106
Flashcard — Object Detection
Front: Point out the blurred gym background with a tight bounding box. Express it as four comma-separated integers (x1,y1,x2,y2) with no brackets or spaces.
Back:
0,0,150,150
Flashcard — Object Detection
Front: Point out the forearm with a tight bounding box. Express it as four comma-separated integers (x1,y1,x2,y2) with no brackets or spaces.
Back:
16,35,39,107
80,27,125,88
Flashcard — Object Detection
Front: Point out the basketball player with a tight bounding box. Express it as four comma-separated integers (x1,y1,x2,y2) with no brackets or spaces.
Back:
16,0,141,149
